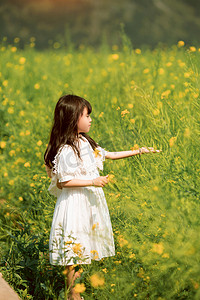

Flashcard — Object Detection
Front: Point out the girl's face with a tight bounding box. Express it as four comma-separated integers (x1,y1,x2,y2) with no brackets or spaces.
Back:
77,107,92,133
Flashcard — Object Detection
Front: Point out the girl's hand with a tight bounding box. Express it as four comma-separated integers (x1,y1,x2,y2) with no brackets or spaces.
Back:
140,147,162,154
57,180,63,189
93,175,109,187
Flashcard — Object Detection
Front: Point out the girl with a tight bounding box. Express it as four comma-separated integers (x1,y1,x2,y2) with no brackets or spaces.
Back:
44,94,161,300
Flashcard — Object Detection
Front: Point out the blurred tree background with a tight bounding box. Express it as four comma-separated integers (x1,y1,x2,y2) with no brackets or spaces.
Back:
0,0,200,49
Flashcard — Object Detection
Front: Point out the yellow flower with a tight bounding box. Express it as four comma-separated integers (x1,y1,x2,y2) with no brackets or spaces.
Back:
65,240,72,245
92,222,99,230
25,130,30,135
19,197,23,201
0,141,6,148
74,283,86,293
19,57,26,64
93,148,101,157
24,162,31,167
130,119,135,124
117,234,128,247
34,83,40,89
184,72,191,78
11,47,17,52
3,80,8,87
153,109,160,116
130,144,139,151
177,40,185,47
19,110,25,116
161,90,171,99
72,243,82,254
143,68,149,74
159,68,164,75
8,179,14,186
169,137,177,147
153,186,159,191
99,112,104,118
135,49,141,54
90,273,105,288
37,140,43,146
129,253,136,259
111,54,119,60
107,174,115,183
7,107,14,114
128,103,133,108
189,46,196,52
162,253,169,258
166,62,172,67
9,150,15,156
102,268,108,273
152,242,164,255
121,109,130,117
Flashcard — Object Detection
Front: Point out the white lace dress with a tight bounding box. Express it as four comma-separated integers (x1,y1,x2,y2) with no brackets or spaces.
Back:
48,135,115,266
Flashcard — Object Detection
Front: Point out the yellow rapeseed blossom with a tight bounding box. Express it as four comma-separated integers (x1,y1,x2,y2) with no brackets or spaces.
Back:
102,268,108,273
34,83,40,89
90,273,105,288
177,40,185,47
19,110,25,116
189,46,196,52
135,49,141,54
107,174,115,183
9,150,15,156
72,243,82,254
166,62,172,67
24,162,31,167
152,242,164,255
99,112,104,118
153,186,159,191
0,141,6,148
121,109,130,117
37,140,43,146
153,109,160,116
93,148,101,157
9,180,14,186
7,107,14,114
19,57,26,64
131,144,139,151
11,47,17,52
3,80,8,87
184,72,191,78
158,68,165,75
143,68,149,74
25,130,30,135
161,90,171,99
74,283,86,293
169,137,177,147
128,103,133,108
111,54,119,60
92,222,99,230
129,253,136,259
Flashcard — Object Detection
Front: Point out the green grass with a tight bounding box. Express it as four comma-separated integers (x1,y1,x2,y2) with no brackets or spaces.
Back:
0,40,200,299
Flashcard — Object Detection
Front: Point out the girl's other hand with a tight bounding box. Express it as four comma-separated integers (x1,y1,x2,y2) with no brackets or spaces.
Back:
57,180,63,189
141,147,162,154
93,175,109,187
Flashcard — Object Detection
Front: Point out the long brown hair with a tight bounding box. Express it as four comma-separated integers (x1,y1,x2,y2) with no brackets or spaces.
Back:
44,94,98,168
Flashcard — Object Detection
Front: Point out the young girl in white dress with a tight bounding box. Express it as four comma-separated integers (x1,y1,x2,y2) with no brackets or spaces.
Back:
44,94,161,300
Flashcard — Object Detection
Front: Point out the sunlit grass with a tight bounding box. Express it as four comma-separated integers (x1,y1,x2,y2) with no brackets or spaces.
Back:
0,39,200,299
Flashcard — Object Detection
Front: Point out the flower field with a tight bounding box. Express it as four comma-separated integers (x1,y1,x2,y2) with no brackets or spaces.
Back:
0,38,200,299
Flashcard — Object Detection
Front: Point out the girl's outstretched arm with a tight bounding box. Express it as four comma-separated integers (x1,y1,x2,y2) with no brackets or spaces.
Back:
106,147,162,160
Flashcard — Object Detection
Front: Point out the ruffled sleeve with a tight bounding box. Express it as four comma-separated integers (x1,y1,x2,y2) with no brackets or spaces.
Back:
52,145,81,183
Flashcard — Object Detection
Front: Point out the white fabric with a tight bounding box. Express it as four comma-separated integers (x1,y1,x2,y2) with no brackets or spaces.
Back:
48,136,115,265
